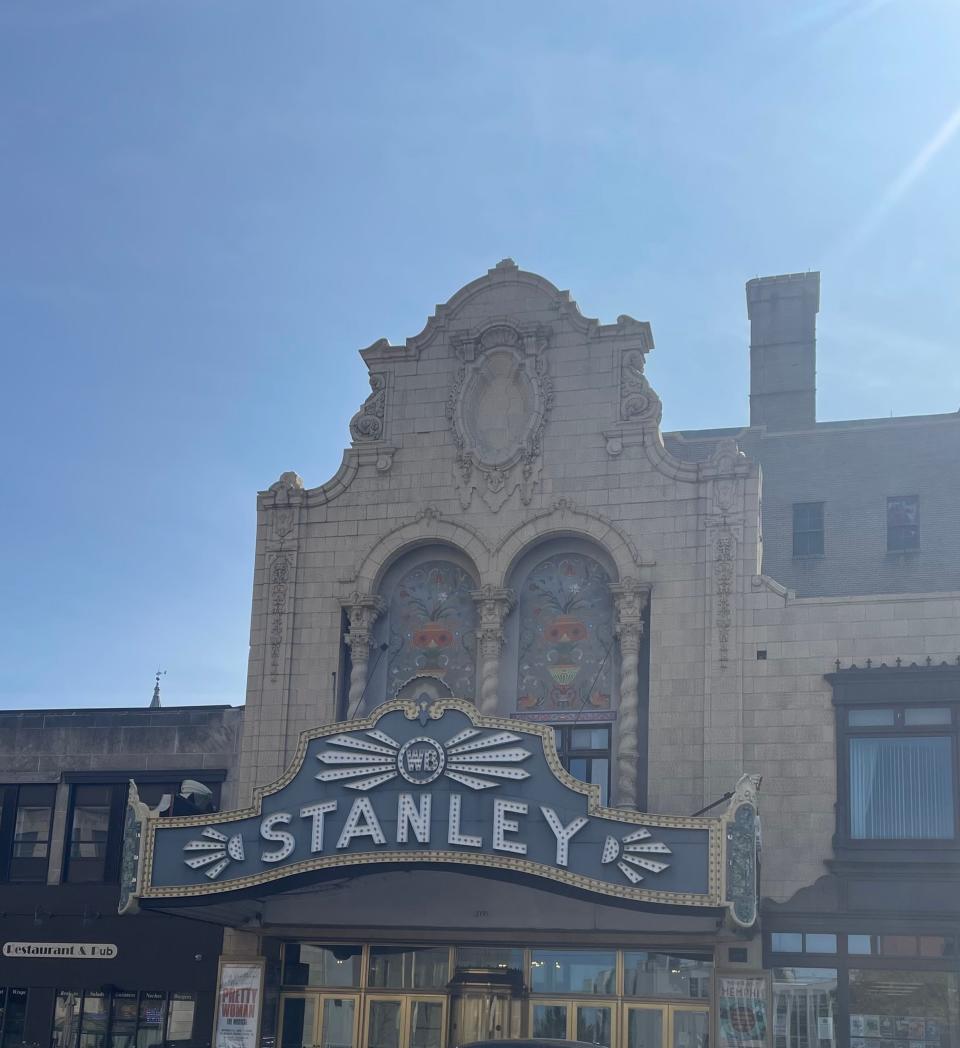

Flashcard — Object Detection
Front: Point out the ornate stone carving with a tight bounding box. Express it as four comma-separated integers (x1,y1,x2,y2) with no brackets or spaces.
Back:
619,349,662,425
705,438,748,517
340,593,386,714
714,530,736,669
611,579,650,808
471,586,515,715
349,373,387,443
446,322,553,511
725,773,761,928
268,552,294,682
268,471,304,500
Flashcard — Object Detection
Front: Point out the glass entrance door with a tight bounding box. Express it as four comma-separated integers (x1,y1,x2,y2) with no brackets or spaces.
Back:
530,1000,616,1047
364,996,446,1048
280,995,359,1048
624,1005,709,1048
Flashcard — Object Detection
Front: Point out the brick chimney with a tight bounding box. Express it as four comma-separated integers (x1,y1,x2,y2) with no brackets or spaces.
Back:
747,272,820,430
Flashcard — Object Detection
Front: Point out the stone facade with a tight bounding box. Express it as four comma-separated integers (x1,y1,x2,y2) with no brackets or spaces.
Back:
3,261,958,1048
236,260,960,906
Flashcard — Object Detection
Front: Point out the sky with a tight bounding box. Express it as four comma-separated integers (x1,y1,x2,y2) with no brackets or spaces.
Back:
2,0,959,710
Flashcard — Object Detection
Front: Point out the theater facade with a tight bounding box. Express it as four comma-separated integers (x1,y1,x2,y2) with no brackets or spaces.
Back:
4,262,959,1048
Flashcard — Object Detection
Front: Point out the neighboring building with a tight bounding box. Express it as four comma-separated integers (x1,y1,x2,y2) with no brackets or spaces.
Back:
0,704,241,1047
2,262,958,1048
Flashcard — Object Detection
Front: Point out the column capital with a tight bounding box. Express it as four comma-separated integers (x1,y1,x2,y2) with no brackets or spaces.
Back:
471,586,515,639
340,592,386,648
610,578,650,639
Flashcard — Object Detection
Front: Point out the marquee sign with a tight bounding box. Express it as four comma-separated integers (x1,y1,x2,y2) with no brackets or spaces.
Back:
119,699,758,925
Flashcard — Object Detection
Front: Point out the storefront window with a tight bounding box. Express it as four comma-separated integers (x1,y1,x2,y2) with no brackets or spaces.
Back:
0,988,28,1048
78,991,109,1048
369,947,450,989
623,951,713,999
109,992,139,1048
54,992,83,1048
136,993,166,1048
772,967,838,1048
52,990,193,1048
848,969,959,1048
282,943,363,987
530,950,616,995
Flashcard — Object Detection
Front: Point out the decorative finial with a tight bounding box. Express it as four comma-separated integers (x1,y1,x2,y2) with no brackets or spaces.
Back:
151,669,166,709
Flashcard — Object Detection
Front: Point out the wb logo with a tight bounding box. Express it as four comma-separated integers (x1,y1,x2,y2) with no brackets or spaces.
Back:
397,737,446,785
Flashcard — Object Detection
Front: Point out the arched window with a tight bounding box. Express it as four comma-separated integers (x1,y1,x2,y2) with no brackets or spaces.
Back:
502,540,619,804
365,547,478,710
515,550,615,715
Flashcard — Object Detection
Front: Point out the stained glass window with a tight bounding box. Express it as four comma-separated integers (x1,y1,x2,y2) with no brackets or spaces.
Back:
387,561,477,699
516,553,613,714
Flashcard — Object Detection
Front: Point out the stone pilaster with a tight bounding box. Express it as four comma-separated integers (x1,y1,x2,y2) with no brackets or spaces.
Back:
471,586,514,715
341,593,386,716
611,579,650,808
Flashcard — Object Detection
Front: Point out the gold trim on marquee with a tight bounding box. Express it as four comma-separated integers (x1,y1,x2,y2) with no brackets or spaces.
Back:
137,698,725,909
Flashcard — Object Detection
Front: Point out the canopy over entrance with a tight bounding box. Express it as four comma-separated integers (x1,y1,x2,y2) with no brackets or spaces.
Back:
119,699,759,930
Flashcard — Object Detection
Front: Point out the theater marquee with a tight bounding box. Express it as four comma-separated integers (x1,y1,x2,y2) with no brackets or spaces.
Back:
119,698,759,926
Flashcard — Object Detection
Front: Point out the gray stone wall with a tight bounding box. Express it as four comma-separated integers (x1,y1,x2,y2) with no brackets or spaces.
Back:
666,411,960,598
0,705,242,784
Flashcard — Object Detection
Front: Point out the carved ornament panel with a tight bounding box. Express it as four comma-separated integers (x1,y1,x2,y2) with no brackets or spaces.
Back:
446,323,552,511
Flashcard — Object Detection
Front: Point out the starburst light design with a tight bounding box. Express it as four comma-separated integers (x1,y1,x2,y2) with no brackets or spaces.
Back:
182,827,245,880
316,726,532,791
601,827,671,884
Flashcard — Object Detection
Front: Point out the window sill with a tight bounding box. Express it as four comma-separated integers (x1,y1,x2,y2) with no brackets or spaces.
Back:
792,553,825,561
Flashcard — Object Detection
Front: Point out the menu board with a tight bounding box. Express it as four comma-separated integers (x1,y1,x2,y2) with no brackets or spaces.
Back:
167,993,197,1042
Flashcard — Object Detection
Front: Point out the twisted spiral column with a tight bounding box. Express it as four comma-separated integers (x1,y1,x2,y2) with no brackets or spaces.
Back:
472,587,514,716
615,629,643,805
478,633,502,715
340,593,385,715
611,580,650,808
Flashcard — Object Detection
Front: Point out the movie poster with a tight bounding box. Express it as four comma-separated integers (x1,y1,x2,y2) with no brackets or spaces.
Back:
719,976,769,1048
215,962,263,1048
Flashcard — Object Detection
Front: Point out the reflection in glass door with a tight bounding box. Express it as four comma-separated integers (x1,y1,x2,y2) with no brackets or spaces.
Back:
626,1007,664,1048
367,1001,401,1048
365,997,446,1048
576,1004,613,1047
531,1001,614,1048
280,995,358,1048
625,1004,709,1048
531,1003,568,1040
671,1009,708,1048
281,997,317,1048
321,999,357,1048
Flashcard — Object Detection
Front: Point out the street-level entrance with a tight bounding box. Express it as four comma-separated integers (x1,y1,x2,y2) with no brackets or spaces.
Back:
278,991,709,1048
276,944,713,1048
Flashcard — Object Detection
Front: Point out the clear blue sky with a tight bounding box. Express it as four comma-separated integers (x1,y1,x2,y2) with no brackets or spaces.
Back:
2,1,959,710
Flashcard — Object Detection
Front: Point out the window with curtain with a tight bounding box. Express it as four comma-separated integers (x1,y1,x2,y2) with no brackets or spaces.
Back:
842,705,957,841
